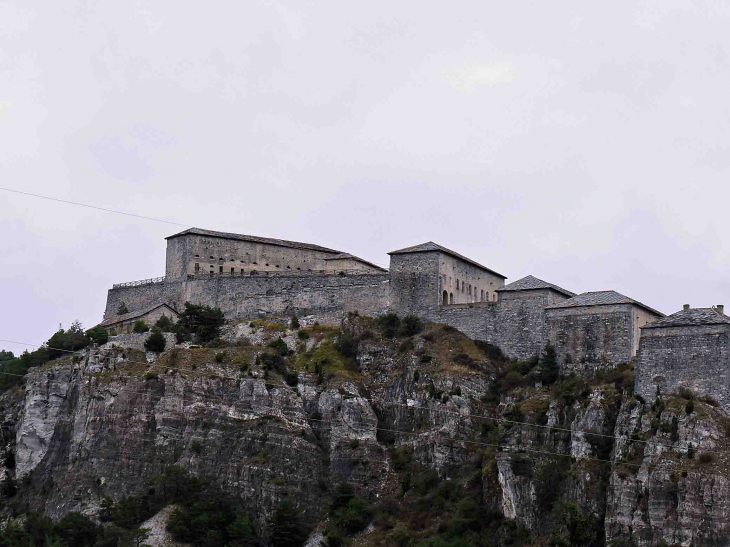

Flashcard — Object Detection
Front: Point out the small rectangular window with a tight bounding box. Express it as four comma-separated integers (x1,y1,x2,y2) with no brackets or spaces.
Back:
231,268,234,274
195,263,199,272
219,266,223,273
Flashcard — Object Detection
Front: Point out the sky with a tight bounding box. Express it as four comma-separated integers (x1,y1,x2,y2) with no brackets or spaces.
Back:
2,0,730,354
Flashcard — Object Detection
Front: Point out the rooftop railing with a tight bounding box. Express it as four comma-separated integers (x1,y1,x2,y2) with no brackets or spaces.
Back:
112,276,167,289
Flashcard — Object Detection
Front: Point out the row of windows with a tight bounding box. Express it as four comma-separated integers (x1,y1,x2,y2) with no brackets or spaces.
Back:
442,290,497,305
193,254,308,269
443,275,491,302
194,263,318,274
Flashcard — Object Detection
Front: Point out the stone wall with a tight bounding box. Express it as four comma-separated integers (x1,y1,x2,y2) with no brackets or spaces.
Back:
389,252,441,316
103,332,177,352
635,324,730,410
165,233,380,280
546,304,635,371
105,272,391,322
439,254,505,305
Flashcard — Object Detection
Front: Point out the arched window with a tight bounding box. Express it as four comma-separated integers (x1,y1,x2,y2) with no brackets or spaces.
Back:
481,289,484,301
450,293,454,304
443,290,448,305
456,280,459,290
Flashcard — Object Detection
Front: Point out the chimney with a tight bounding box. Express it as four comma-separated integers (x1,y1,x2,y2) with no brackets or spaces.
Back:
683,304,690,310
718,304,725,315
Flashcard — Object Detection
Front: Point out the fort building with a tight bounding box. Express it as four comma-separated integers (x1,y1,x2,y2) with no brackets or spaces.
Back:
106,229,713,384
99,303,179,335
636,305,730,411
545,291,664,370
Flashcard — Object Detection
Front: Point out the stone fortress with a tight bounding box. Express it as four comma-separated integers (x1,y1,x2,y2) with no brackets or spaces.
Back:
103,228,729,411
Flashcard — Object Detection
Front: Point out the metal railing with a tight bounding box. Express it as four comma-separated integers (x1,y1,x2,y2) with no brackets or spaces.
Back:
112,276,166,289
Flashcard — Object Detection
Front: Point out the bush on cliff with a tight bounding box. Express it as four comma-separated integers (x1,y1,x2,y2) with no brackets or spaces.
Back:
269,499,309,547
47,320,91,359
117,302,129,315
378,313,401,338
132,320,149,334
155,314,175,332
85,324,109,345
536,343,559,386
144,328,167,353
179,302,225,343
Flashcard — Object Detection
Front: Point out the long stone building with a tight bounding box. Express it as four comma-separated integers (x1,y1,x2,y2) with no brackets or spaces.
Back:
106,228,667,368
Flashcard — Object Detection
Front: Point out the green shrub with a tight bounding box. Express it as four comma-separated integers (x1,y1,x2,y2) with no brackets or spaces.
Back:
144,329,166,353
535,343,559,385
269,500,309,546
334,331,359,358
133,320,149,334
215,352,225,363
378,314,401,338
46,321,91,359
178,302,225,344
284,370,299,387
297,330,310,340
413,370,420,382
155,314,175,332
117,302,129,315
349,438,360,449
685,399,694,415
400,315,424,336
474,340,507,362
269,337,289,356
85,325,109,345
420,354,432,363
191,440,202,455
699,452,714,464
290,316,300,329
398,338,415,353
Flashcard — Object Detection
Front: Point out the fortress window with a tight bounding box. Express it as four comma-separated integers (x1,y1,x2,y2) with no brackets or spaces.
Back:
287,266,291,269
210,256,214,259
253,262,258,265
443,291,448,305
231,268,235,274
265,263,269,266
276,265,280,268
456,280,459,290
219,266,223,273
195,263,200,273
297,267,301,270
450,293,454,304
195,254,200,258
481,289,484,301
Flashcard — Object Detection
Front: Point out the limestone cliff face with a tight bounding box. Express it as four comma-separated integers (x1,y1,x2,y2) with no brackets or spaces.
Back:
3,319,730,545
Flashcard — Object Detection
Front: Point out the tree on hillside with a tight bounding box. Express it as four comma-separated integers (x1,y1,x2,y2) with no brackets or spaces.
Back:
155,314,175,332
46,321,90,360
536,343,559,385
117,302,129,315
144,329,166,353
0,351,14,362
86,325,109,346
178,303,225,344
269,500,308,547
132,320,149,334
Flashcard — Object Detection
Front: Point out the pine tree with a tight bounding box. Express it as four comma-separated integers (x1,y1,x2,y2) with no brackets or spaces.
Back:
269,500,308,547
537,343,559,385
144,329,166,353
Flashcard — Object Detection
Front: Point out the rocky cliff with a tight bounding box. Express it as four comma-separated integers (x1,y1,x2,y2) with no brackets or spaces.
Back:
1,315,729,546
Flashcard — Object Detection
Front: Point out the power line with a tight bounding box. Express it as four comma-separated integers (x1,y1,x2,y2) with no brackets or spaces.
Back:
0,187,191,228
1,337,726,457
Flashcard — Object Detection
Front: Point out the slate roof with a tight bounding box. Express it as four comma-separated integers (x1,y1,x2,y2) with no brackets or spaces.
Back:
496,275,575,297
323,253,388,271
545,290,664,317
100,303,178,327
166,228,342,254
642,307,730,329
388,242,507,279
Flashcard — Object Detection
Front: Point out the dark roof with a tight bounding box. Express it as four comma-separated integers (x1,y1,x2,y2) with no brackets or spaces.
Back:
642,307,730,329
545,290,664,317
323,253,388,271
100,303,178,327
497,275,575,297
166,228,342,254
388,242,507,279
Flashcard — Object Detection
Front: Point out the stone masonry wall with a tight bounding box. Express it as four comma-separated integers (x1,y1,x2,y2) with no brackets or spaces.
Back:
105,273,390,322
389,252,440,316
636,324,730,411
546,304,635,372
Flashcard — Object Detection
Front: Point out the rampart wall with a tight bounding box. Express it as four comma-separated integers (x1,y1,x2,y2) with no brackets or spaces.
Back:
636,325,730,411
546,304,635,372
105,273,390,322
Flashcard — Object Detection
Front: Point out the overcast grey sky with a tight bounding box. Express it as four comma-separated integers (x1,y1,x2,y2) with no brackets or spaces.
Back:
2,1,730,353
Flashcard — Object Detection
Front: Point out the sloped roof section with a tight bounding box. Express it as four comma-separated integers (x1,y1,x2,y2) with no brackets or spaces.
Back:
497,275,575,297
642,307,730,329
323,253,388,271
388,242,506,279
546,290,663,317
166,228,342,254
100,303,178,327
